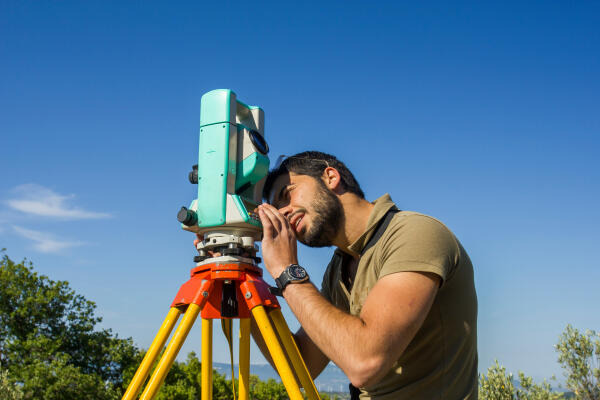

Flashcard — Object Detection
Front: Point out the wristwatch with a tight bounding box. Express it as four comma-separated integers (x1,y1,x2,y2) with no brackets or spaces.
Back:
270,264,309,296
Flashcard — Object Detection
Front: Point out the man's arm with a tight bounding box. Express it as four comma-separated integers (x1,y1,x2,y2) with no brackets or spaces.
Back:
293,327,331,379
282,270,439,388
257,203,440,388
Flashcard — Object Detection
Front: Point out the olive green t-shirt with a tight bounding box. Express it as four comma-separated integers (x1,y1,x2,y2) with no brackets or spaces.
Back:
320,194,478,399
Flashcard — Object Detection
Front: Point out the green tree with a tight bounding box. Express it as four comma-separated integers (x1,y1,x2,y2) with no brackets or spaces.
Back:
479,361,517,400
0,252,140,400
154,352,203,400
479,360,564,400
517,371,565,400
0,368,23,400
249,376,288,399
556,324,600,399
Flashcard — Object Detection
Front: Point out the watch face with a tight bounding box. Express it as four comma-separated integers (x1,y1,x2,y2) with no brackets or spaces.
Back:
289,265,307,280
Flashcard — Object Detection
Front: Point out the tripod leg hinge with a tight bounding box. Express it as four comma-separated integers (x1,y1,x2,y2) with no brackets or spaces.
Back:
240,277,280,310
171,274,214,308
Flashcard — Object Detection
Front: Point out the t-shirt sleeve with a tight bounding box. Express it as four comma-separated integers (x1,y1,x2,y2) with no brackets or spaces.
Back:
377,215,460,284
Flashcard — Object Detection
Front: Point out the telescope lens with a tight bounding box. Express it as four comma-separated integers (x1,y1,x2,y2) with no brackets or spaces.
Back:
249,130,269,155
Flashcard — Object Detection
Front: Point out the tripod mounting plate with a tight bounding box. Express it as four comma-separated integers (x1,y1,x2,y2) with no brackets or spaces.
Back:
195,255,257,268
198,232,257,251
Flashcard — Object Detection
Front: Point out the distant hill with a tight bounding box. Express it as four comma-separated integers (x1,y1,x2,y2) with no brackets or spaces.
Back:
213,362,349,393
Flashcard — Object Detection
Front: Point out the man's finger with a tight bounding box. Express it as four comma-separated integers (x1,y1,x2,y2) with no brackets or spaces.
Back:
261,203,290,230
259,205,283,232
258,207,275,238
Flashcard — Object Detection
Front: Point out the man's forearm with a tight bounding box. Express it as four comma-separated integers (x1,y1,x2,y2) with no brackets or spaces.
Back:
281,281,377,383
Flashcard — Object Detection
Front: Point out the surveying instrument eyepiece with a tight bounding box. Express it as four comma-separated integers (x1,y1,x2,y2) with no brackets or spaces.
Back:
122,89,321,400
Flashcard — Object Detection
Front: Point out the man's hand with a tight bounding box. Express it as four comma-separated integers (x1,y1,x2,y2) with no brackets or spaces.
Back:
193,233,203,248
193,233,222,257
257,203,298,279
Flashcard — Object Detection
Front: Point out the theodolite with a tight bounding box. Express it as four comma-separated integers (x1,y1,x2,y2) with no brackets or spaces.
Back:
122,90,320,400
177,88,269,264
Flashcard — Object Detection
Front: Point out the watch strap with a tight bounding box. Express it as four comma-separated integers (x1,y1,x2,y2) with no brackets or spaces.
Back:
269,264,308,297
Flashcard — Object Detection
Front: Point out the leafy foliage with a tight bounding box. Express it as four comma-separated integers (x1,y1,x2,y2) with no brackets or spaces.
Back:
0,368,23,400
479,360,564,399
479,361,517,399
0,252,140,399
556,325,600,399
479,327,600,400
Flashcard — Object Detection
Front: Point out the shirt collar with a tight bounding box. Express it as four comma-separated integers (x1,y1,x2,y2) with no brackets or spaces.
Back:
345,193,398,257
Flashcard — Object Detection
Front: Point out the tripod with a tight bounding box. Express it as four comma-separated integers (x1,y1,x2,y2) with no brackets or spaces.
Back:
122,256,321,400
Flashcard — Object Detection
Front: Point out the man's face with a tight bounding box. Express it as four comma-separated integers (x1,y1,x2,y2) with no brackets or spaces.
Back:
268,172,343,247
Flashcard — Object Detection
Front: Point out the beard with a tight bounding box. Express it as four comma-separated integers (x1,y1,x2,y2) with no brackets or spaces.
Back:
300,181,344,247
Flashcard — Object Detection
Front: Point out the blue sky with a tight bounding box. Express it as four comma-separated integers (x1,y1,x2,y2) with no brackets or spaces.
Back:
1,0,599,383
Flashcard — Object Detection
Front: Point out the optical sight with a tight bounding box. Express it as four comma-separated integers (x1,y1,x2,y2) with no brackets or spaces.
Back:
179,89,270,261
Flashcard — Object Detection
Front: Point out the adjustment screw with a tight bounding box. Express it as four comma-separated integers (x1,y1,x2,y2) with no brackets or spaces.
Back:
202,291,209,297
177,207,198,226
245,292,252,299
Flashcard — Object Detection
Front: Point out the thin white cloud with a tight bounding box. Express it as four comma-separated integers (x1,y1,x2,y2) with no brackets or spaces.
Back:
0,215,9,234
6,184,111,219
12,226,85,253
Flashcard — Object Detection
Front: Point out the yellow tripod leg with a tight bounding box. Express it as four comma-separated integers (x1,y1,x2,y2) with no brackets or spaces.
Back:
251,306,304,400
201,318,213,400
270,308,321,400
239,318,251,400
122,307,181,400
140,303,202,400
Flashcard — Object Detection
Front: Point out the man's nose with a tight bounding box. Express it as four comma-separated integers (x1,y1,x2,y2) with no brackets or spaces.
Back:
278,205,293,219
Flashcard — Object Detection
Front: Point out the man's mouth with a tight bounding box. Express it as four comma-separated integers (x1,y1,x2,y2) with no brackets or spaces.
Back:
289,213,305,233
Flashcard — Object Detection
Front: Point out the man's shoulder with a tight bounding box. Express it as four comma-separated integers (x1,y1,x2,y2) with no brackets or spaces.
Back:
374,211,462,283
388,211,456,239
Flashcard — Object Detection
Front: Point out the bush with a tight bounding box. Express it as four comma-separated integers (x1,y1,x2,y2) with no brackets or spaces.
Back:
479,360,564,399
556,325,600,399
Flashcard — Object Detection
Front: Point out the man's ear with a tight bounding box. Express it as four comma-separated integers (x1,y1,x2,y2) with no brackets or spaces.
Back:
322,167,343,193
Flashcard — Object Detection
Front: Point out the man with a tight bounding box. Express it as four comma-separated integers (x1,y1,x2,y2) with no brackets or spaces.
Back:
256,151,478,399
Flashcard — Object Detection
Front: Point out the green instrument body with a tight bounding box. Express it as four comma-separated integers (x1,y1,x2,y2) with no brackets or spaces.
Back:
184,89,270,238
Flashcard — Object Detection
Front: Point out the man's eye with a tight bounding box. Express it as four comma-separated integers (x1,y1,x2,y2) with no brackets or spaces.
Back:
276,189,291,208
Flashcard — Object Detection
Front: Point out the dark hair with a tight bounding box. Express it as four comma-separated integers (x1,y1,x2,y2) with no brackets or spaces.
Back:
262,151,365,201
